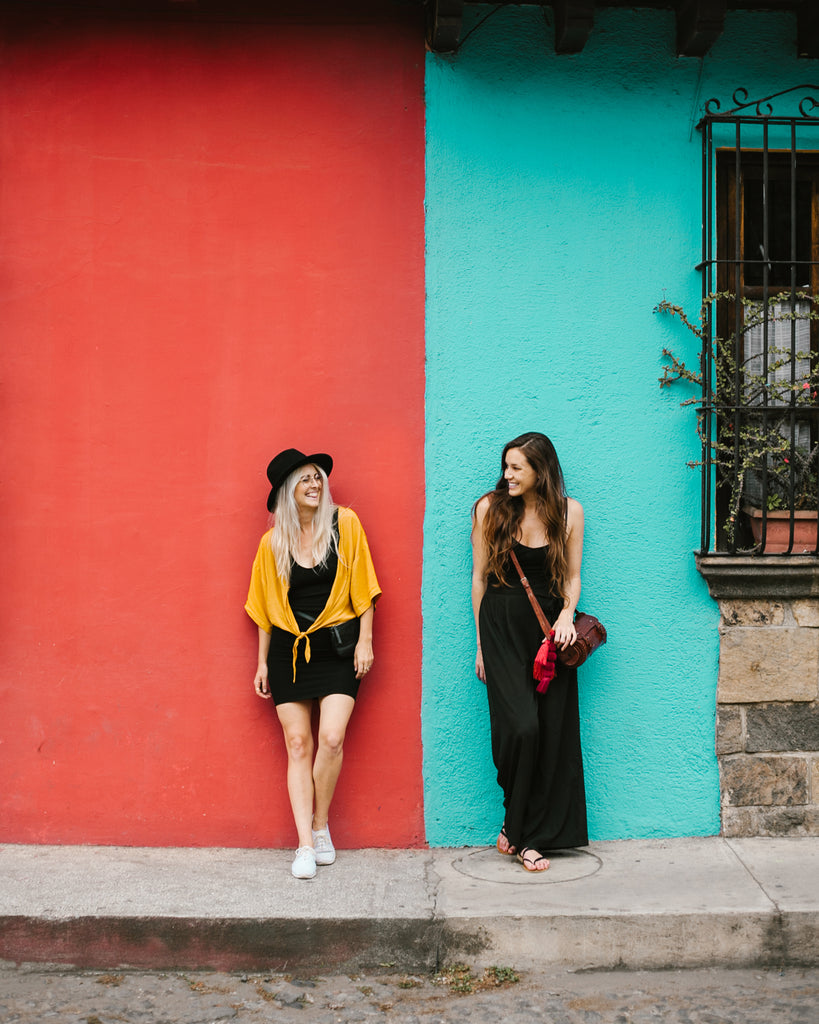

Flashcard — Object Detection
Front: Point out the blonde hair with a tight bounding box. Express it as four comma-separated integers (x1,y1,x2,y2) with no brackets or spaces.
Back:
269,464,337,582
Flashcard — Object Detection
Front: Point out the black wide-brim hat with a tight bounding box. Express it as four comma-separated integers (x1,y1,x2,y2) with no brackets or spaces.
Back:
266,448,333,511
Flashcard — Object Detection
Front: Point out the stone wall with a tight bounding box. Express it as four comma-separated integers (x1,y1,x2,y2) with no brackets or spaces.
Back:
714,593,819,836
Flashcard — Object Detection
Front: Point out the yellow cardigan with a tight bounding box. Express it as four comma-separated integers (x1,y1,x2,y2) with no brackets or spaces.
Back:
245,506,381,679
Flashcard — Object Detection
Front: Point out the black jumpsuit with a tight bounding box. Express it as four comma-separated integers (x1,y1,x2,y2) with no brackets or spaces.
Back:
479,542,588,852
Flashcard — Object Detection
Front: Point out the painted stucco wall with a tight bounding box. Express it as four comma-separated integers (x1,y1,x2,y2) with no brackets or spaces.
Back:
423,8,815,843
2,2,814,852
0,8,426,847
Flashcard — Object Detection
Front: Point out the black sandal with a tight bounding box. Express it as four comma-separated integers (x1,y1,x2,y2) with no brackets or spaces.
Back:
496,824,517,857
517,847,550,872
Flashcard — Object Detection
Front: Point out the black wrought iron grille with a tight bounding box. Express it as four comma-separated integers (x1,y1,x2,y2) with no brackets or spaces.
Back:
697,87,819,555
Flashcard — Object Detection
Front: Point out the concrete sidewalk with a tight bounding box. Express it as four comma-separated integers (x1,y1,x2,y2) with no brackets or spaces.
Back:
0,837,817,973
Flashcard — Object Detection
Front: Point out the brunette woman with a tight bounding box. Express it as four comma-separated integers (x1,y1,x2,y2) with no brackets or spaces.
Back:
246,449,380,879
471,432,587,872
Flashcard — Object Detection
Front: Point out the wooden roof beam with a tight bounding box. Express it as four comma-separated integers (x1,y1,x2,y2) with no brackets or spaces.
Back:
675,0,726,58
798,6,819,60
426,0,465,53
553,1,594,56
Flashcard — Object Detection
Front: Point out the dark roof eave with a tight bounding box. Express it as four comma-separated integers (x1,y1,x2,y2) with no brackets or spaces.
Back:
425,0,819,60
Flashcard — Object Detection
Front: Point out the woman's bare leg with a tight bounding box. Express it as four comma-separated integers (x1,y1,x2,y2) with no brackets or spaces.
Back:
312,694,355,830
276,700,316,848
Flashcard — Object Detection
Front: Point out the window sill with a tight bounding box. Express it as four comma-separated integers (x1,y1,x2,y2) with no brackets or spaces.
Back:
696,554,819,600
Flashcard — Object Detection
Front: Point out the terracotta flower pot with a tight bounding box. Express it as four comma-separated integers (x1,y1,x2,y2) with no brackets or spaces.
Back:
744,506,819,553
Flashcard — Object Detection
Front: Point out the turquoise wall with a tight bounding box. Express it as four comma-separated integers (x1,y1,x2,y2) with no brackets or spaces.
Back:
422,8,814,843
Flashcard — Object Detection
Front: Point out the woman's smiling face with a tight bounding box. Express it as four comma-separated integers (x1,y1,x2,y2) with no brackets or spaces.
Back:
293,465,323,512
504,447,537,498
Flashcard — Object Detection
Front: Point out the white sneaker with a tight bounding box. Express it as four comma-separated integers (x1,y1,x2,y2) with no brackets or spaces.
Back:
291,846,316,879
312,826,336,866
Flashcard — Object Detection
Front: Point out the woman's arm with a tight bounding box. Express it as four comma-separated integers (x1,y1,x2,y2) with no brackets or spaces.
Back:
552,497,584,650
471,496,490,681
254,626,272,698
354,603,375,679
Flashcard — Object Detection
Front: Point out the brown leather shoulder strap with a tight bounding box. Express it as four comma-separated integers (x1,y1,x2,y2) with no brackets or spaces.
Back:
508,548,552,637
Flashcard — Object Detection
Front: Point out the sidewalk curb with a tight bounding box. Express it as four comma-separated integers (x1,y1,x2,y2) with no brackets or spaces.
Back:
2,908,818,973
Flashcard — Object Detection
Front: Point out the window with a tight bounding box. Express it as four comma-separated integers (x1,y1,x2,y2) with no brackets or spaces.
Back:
697,91,819,554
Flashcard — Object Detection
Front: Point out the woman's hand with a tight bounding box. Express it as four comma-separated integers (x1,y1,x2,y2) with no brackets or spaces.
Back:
552,609,577,651
254,626,272,698
475,647,486,683
354,638,374,679
254,662,270,699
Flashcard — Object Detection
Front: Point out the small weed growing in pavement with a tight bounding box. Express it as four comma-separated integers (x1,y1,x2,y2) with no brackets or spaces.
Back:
433,963,474,994
433,963,520,996
357,985,374,996
484,965,520,987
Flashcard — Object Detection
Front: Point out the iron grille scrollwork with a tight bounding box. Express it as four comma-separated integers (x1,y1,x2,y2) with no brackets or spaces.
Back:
702,85,819,120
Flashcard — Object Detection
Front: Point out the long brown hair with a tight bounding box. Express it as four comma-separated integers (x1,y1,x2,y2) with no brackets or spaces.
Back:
481,432,569,599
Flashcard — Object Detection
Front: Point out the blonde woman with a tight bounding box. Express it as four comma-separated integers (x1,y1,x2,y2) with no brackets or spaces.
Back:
246,449,380,879
471,432,587,873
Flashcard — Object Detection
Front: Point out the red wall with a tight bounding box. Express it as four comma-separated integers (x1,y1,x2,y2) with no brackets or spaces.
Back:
0,8,426,846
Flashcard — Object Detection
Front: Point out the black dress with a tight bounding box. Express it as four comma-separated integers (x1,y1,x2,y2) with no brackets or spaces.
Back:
479,542,588,851
266,550,360,706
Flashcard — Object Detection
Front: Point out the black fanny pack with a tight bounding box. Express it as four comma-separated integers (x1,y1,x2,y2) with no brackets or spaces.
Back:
328,617,360,658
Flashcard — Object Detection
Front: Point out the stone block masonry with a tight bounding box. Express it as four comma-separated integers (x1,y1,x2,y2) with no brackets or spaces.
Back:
715,596,819,837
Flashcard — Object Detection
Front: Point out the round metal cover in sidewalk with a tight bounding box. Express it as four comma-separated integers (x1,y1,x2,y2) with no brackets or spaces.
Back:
451,846,602,885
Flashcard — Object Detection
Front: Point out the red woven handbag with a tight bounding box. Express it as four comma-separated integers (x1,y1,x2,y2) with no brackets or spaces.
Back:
509,550,607,690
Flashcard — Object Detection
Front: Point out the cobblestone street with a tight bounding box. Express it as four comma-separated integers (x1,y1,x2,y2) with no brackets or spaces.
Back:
1,963,817,1023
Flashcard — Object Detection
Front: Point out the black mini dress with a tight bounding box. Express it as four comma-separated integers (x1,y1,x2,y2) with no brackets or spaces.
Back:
266,549,360,706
